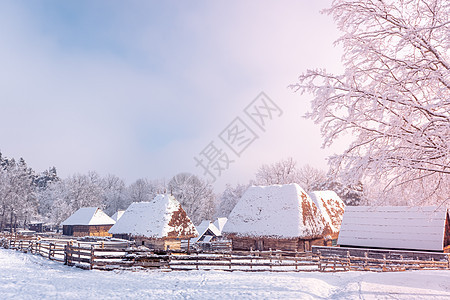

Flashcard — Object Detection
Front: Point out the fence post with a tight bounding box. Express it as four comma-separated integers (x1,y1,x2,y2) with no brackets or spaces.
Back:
333,256,336,271
269,248,273,271
90,245,95,270
64,244,68,265
295,250,298,271
196,252,199,270
448,255,450,270
364,252,368,270
48,243,53,260
318,250,322,271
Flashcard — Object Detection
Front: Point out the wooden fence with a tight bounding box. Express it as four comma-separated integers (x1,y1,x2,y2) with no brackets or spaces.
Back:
312,246,450,272
1,234,449,272
181,240,232,252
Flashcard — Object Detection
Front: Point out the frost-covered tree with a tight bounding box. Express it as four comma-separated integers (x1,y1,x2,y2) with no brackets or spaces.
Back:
127,178,165,204
254,158,327,192
291,0,450,204
43,172,106,224
33,167,59,189
101,174,128,216
311,180,365,206
216,183,249,218
0,157,37,231
168,173,215,225
254,157,299,186
297,164,327,192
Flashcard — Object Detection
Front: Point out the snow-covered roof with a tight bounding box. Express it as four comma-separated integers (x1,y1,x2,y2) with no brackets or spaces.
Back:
213,217,228,233
193,220,221,242
222,184,325,239
61,207,115,226
309,191,345,234
337,206,449,251
108,194,198,239
111,210,125,222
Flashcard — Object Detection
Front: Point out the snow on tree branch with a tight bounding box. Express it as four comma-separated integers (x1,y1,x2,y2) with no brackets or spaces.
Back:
291,0,449,204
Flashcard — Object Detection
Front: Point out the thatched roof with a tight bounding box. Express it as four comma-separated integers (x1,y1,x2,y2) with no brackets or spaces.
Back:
223,184,325,239
108,194,198,239
309,191,345,234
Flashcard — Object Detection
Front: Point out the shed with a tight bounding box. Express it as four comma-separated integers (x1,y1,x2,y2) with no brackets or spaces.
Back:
337,206,450,252
222,184,326,251
61,207,115,237
309,191,345,243
193,220,222,243
108,194,198,250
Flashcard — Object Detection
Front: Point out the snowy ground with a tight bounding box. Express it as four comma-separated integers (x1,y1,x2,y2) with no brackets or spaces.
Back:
1,248,450,299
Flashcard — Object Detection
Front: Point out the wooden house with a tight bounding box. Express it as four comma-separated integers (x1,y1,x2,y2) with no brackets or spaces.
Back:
309,191,345,245
223,184,327,252
108,194,198,251
61,207,116,237
28,221,44,233
193,220,222,243
337,206,450,253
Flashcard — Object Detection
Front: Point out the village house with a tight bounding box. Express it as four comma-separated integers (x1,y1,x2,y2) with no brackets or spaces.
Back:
108,194,198,251
193,220,222,243
223,183,336,252
61,207,115,237
337,206,450,253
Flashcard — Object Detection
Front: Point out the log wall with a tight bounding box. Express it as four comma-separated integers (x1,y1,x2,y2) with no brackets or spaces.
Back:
63,225,113,237
227,235,328,252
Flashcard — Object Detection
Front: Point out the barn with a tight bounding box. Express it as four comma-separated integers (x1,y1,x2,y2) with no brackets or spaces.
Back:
309,190,345,244
222,184,327,251
61,207,116,237
108,194,198,251
337,206,450,253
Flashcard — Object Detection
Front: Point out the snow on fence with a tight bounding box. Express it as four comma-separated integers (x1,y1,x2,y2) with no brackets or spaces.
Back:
1,233,449,272
313,246,450,272
181,240,232,252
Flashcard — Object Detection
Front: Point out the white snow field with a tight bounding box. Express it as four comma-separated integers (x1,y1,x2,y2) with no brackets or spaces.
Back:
1,249,450,300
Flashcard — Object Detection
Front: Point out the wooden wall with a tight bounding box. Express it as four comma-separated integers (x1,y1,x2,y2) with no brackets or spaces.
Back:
227,234,328,252
63,225,113,237
135,237,181,251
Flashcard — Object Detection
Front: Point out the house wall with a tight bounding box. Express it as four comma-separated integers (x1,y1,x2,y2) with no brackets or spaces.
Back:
134,237,181,251
63,225,113,237
227,235,327,252
29,223,43,233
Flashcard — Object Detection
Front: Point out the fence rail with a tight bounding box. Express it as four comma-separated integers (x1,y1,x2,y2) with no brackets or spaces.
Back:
1,234,449,272
313,246,450,272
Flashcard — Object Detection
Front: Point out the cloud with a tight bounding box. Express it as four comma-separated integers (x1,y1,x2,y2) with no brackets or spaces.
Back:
0,0,346,190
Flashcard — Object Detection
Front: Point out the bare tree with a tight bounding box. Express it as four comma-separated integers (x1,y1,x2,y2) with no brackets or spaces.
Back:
297,164,327,192
254,158,327,192
255,157,299,185
168,173,215,225
102,174,127,216
216,183,250,218
291,0,450,204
